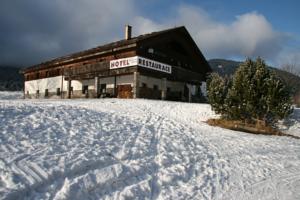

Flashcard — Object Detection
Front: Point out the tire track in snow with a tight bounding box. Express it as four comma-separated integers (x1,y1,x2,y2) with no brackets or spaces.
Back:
209,133,300,200
44,106,160,199
242,168,300,199
6,154,119,200
0,103,121,199
106,105,164,199
2,100,299,199
0,101,236,198
120,103,225,199
87,102,204,199
129,102,233,199
111,105,164,198
141,102,297,199
115,111,152,162
81,158,153,200
149,115,163,200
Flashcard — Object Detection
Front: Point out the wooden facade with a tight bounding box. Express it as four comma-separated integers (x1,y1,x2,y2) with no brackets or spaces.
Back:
21,26,211,101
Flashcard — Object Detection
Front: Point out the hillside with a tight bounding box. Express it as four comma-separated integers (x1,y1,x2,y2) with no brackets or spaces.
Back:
0,61,246,91
208,59,241,76
0,96,299,199
1,60,300,95
0,66,23,91
209,59,300,98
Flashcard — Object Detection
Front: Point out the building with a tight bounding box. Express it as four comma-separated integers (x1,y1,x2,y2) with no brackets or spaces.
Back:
21,26,212,102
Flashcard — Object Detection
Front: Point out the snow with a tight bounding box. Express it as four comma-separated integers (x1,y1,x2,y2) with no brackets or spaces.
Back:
279,107,300,138
0,91,23,100
0,94,300,199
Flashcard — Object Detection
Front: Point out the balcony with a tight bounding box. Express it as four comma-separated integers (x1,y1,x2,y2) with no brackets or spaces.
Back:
64,61,110,77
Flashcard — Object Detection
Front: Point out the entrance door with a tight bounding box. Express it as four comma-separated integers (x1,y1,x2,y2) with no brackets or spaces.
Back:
183,84,189,101
100,84,107,93
117,84,133,98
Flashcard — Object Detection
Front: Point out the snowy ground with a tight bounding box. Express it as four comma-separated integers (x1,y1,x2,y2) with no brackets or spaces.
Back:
0,92,300,199
0,91,23,100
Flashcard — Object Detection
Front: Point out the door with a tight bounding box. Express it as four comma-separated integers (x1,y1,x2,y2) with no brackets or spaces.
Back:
117,84,133,98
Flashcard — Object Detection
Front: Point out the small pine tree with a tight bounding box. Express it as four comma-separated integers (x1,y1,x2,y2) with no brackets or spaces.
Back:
208,58,293,126
207,73,228,115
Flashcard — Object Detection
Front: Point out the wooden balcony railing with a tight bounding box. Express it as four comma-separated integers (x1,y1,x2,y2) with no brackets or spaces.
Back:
64,61,109,77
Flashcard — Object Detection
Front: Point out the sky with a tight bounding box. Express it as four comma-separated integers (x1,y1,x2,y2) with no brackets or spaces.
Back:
0,0,299,71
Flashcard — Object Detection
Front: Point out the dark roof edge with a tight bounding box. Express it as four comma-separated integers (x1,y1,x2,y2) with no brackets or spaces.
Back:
179,27,212,73
22,26,186,73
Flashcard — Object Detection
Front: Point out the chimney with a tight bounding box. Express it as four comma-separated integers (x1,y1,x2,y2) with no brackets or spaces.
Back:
125,25,132,40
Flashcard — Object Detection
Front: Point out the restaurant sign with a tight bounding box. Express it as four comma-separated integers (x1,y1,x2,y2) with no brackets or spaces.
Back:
110,56,172,74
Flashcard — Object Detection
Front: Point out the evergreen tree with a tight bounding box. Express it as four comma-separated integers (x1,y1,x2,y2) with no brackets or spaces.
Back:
207,73,227,115
207,58,293,125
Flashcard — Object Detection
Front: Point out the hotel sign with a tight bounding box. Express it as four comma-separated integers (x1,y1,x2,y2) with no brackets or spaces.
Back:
110,56,138,70
110,56,172,74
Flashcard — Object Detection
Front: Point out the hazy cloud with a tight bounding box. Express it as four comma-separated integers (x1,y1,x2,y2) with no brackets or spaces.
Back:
0,0,136,66
132,5,288,62
0,1,297,67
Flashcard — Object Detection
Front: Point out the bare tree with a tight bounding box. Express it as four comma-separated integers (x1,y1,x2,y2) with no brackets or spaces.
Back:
280,59,300,77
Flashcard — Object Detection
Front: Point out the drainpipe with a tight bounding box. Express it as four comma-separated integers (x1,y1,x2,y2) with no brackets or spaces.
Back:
61,67,64,99
23,78,25,99
133,72,140,98
67,78,72,99
161,78,167,100
114,75,117,97
95,76,99,98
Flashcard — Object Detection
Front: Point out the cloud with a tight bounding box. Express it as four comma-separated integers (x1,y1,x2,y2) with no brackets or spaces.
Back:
0,0,136,66
131,16,166,35
132,5,288,61
0,1,297,67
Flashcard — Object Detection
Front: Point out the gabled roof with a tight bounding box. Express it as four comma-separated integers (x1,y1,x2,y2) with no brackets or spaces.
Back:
22,26,210,73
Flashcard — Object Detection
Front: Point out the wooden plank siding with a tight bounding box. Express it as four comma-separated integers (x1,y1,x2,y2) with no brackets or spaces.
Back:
21,26,212,100
24,50,137,81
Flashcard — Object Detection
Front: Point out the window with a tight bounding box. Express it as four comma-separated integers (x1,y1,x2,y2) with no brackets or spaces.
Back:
36,90,39,97
167,87,171,93
148,48,154,54
142,83,147,88
82,85,88,94
46,71,49,77
45,89,49,97
100,84,106,93
177,61,181,67
56,88,61,96
153,85,158,90
36,73,39,79
27,91,29,95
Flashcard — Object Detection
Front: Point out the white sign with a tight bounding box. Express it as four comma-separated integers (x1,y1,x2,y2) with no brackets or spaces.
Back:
110,56,138,69
110,56,172,74
137,57,172,74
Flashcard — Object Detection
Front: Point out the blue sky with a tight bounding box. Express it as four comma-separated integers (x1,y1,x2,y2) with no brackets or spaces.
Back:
139,0,299,33
0,0,299,70
137,0,300,65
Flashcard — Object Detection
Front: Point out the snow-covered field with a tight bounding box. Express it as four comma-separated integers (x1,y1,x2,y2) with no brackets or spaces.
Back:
0,92,300,199
0,91,23,100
